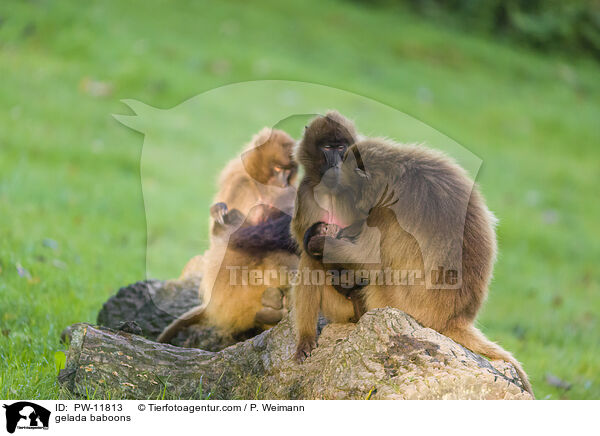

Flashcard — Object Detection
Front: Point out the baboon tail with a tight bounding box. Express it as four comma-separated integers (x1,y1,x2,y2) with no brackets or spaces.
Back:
443,324,534,398
157,305,206,343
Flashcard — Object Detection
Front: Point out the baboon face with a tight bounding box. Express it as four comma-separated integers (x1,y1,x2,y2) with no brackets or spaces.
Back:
297,112,358,188
244,129,297,187
266,130,297,188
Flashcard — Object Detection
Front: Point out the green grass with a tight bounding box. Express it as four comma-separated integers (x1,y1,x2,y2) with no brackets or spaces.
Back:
1,0,599,400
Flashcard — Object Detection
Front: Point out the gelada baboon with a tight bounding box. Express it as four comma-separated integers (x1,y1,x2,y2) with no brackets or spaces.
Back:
160,128,299,343
291,111,533,396
179,127,297,279
209,127,297,236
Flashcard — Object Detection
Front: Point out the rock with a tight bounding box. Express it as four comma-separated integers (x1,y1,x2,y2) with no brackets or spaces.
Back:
96,278,201,339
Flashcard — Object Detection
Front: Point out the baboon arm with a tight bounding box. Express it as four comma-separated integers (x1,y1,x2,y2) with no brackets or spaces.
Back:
213,176,255,223
291,181,328,243
321,226,381,265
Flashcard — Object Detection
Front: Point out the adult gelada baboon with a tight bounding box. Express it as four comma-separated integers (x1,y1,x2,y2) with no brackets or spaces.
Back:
291,111,533,396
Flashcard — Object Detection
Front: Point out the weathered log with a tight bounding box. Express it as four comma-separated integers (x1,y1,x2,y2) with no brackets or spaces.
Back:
59,307,532,400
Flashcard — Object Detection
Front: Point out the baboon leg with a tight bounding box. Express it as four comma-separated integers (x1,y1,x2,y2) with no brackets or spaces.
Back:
293,254,322,362
442,323,534,398
157,305,207,343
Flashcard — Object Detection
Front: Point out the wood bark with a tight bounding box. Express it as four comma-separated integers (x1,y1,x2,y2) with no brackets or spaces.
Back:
59,278,532,400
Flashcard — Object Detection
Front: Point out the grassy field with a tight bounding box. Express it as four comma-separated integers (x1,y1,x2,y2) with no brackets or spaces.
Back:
0,0,599,400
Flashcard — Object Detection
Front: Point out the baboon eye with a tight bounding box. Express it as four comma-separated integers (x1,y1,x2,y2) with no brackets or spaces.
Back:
273,166,283,173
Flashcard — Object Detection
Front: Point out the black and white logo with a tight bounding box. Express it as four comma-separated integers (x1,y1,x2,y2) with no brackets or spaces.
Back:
2,402,50,434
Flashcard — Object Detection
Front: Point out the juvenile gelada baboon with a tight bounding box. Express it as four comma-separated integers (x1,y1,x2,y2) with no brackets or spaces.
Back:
291,111,533,396
180,127,297,278
209,127,298,236
159,128,299,343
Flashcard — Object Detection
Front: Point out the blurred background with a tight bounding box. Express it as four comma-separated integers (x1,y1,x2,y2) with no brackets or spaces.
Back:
0,0,598,399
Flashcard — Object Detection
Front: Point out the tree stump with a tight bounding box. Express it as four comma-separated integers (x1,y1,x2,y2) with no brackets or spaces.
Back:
59,277,532,399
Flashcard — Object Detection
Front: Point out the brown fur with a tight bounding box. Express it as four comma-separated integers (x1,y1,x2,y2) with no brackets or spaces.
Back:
158,128,299,343
179,254,204,280
210,127,297,236
291,111,533,397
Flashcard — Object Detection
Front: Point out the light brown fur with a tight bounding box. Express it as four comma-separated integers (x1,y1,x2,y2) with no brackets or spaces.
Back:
209,127,297,236
291,112,533,397
179,254,204,280
158,128,299,343
198,242,297,334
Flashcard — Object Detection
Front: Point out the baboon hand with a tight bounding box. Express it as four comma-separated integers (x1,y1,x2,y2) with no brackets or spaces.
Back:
294,337,316,363
303,222,341,259
306,234,333,257
210,202,229,226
